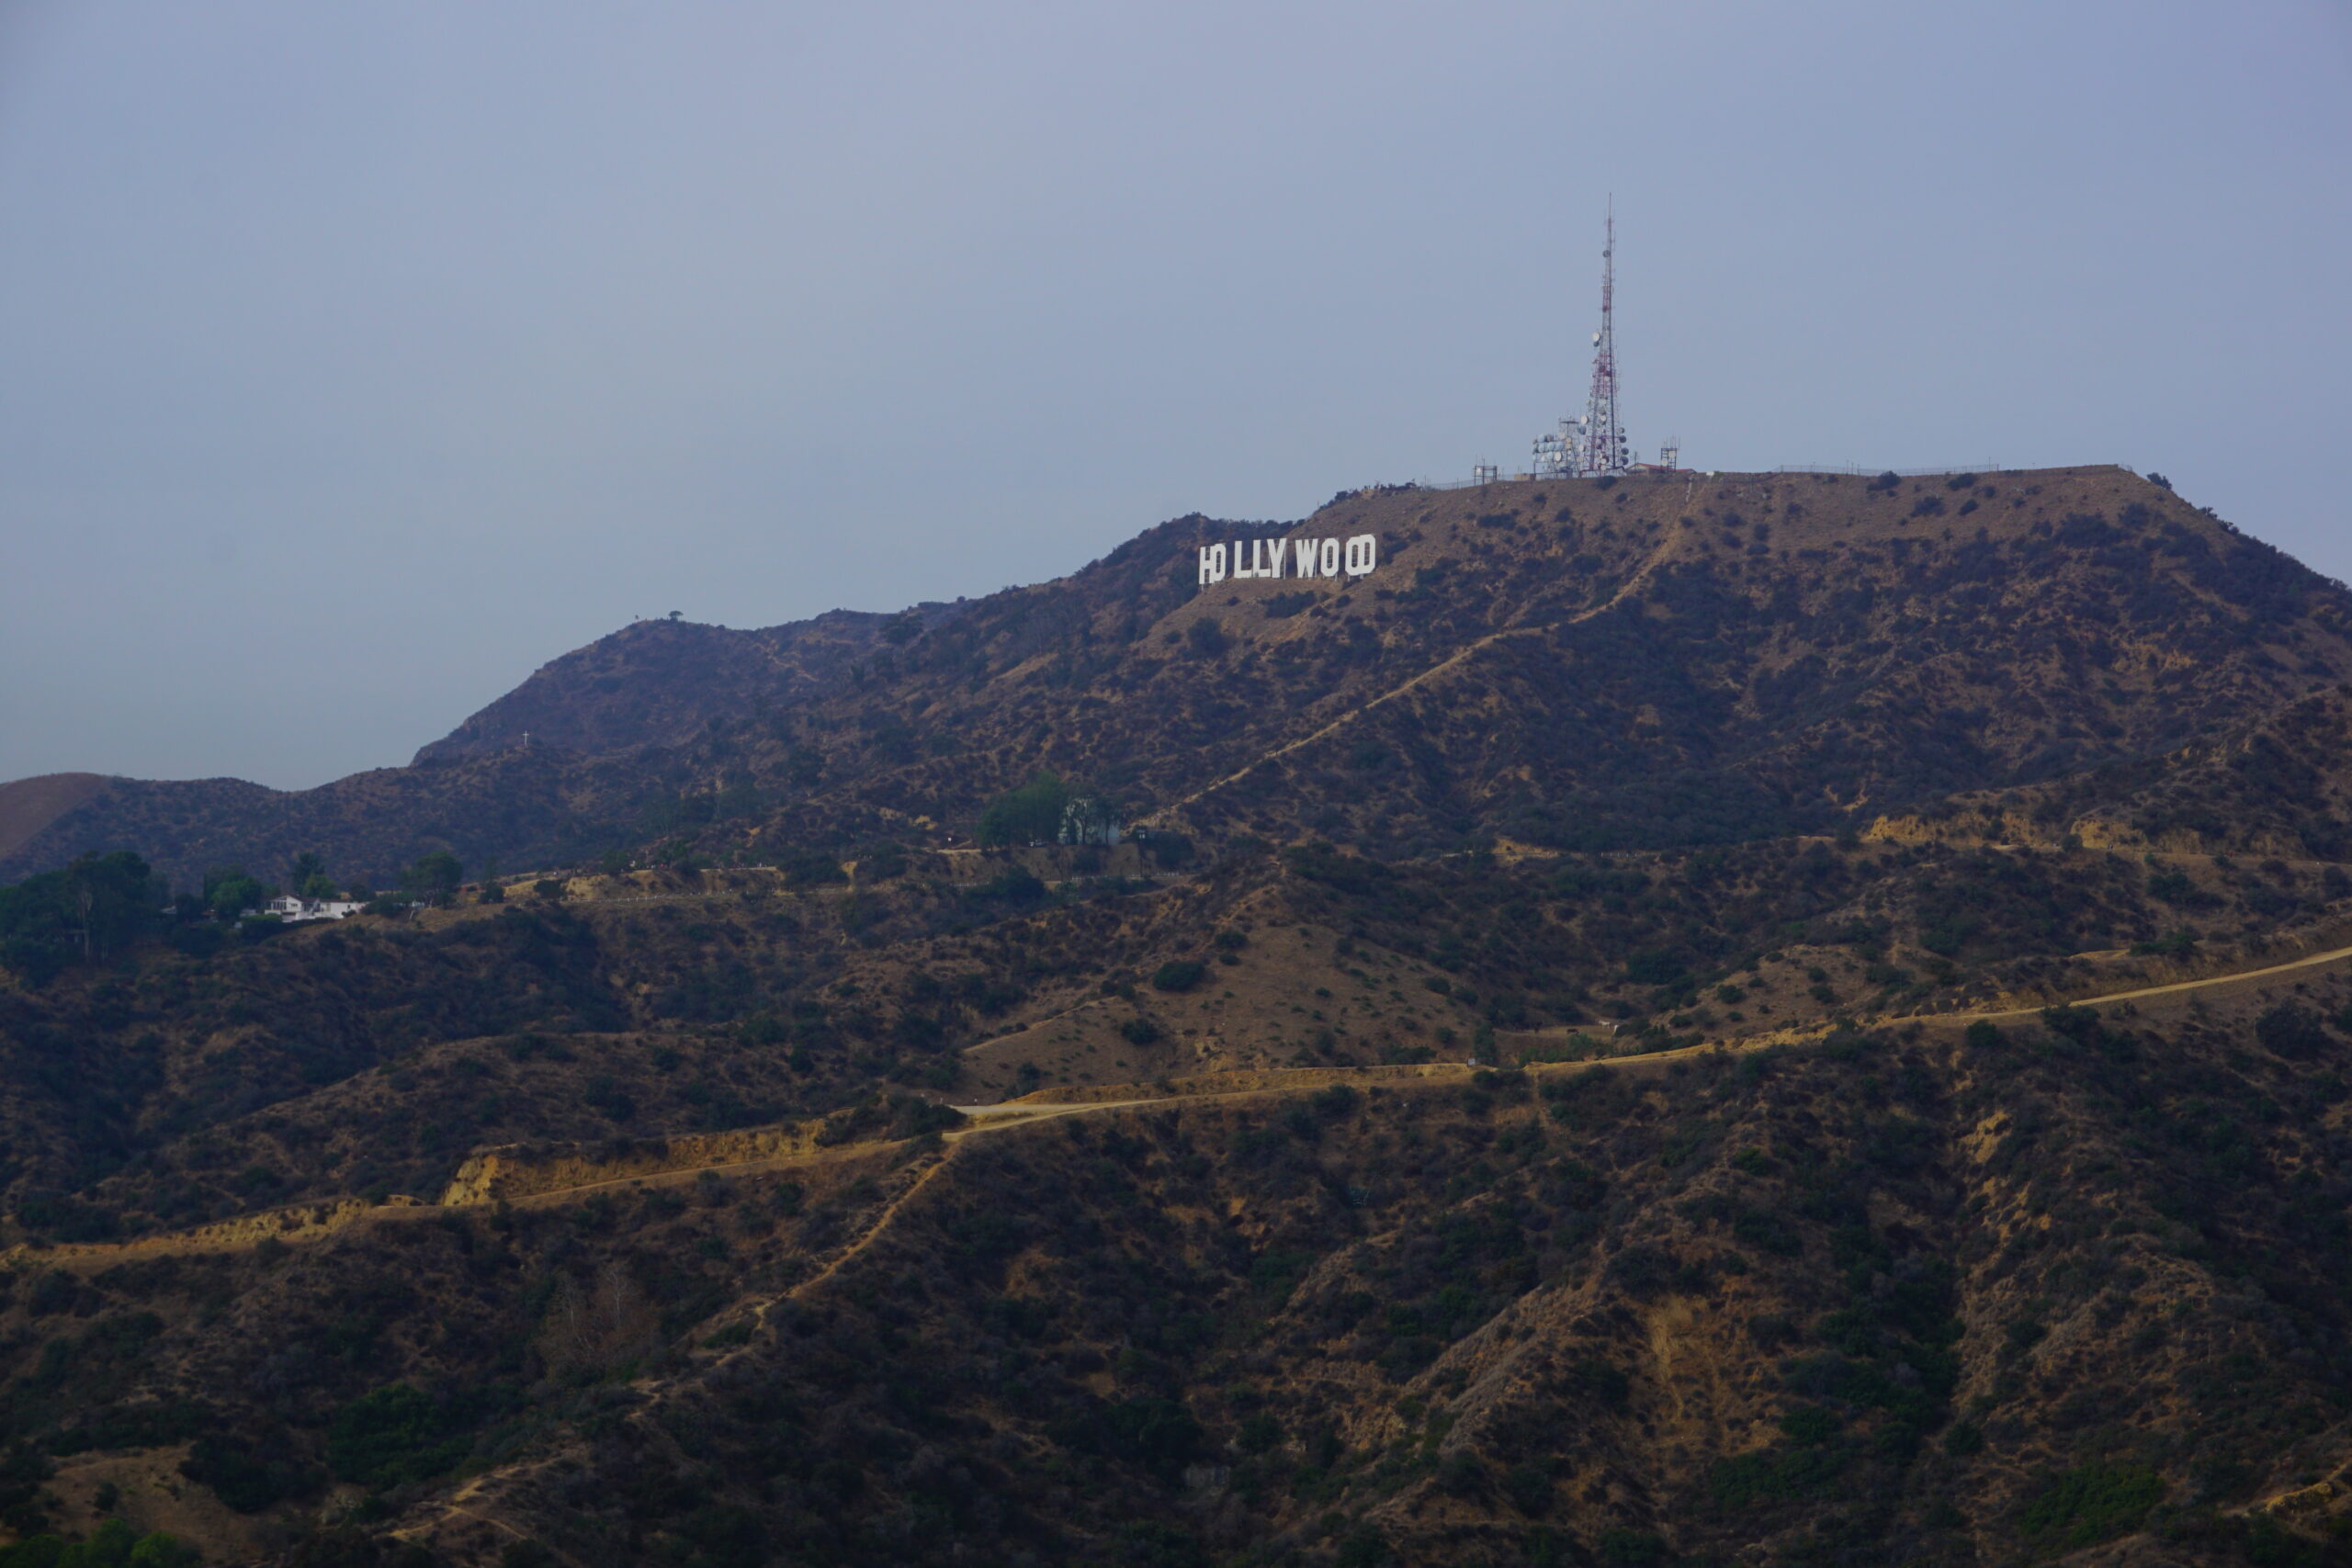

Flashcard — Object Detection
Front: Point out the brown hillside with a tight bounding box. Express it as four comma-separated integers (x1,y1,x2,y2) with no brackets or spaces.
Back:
410,607,933,766
1871,683,2352,863
9,972,2352,1566
0,773,107,861
505,464,2352,862
12,468,2343,889
9,817,2346,1246
16,466,2352,1566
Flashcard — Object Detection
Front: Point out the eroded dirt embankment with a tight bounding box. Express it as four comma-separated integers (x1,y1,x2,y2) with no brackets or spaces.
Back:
1,1195,429,1269
438,1122,833,1205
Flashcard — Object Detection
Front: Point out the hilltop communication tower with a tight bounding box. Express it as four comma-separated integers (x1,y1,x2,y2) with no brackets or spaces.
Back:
1532,202,1632,479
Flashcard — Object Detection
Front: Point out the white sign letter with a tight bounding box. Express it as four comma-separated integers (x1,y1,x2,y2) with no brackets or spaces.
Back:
1344,534,1378,577
1200,544,1227,584
1319,537,1340,577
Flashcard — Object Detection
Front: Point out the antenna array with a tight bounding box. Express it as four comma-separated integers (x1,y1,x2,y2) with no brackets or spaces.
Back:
1577,200,1629,476
1532,201,1633,479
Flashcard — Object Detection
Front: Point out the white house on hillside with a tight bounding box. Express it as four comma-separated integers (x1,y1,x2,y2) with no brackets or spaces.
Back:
259,896,366,922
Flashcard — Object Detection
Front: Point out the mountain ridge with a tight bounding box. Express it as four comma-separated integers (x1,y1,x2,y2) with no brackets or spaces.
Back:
6,466,2338,894
13,464,2352,1563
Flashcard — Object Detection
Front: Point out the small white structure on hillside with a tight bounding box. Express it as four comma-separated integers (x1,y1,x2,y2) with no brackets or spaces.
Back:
260,896,366,922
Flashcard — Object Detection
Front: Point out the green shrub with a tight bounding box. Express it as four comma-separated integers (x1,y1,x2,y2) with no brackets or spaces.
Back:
1597,1530,1669,1567
888,1098,966,1139
776,852,846,888
1502,1461,1554,1516
2256,1001,2331,1059
181,1429,315,1512
978,773,1070,846
1236,1412,1283,1455
2146,868,2214,907
2018,1462,2164,1549
0,1442,51,1538
1151,961,1206,993
1100,1396,1203,1483
2131,929,2195,958
1310,1084,1360,1121
0,1519,200,1568
1105,1522,1209,1568
1778,1405,1840,1446
1623,951,1686,987
327,1382,468,1489
1709,1441,1848,1506
968,869,1046,905
398,851,465,905
1606,1244,1680,1296
858,845,910,881
1119,1017,1161,1045
202,866,265,919
1435,1450,1484,1495
1731,1206,1803,1257
1143,831,1195,869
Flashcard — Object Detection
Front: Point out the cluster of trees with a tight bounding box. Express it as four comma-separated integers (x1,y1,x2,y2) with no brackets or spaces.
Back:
974,773,1147,853
0,852,161,985
0,1518,200,1567
0,845,482,987
978,773,1075,846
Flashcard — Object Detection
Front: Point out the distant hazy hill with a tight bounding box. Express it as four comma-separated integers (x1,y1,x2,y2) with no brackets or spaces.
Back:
0,773,107,863
409,606,936,766
7,468,2344,889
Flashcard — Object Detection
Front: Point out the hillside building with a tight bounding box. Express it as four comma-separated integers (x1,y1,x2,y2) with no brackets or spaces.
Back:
259,896,366,922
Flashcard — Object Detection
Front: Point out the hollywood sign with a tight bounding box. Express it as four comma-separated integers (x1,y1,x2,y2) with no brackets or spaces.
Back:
1198,535,1378,585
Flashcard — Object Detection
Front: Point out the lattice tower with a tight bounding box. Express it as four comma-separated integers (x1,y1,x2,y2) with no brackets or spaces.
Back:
1576,200,1629,477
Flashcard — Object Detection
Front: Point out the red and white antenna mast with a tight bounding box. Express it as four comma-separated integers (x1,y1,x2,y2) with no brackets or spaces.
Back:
1576,199,1629,477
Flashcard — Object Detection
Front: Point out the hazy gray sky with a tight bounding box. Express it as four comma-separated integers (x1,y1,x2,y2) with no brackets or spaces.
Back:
4,1,2347,789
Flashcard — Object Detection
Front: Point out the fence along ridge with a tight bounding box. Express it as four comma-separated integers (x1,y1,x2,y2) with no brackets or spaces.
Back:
1363,463,2144,496
1771,463,2007,478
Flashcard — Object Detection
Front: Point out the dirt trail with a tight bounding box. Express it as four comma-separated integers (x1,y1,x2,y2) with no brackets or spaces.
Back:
1156,528,1685,818
17,936,2352,1274
785,1156,957,1301
1953,941,2352,1021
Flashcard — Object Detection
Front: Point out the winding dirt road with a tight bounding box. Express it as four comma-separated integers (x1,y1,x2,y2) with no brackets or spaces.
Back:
16,934,2348,1276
